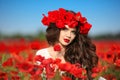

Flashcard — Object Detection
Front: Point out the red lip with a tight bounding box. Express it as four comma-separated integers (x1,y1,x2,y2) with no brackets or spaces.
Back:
64,39,70,43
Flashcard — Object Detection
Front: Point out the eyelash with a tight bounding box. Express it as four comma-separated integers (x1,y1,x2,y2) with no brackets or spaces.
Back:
72,31,76,34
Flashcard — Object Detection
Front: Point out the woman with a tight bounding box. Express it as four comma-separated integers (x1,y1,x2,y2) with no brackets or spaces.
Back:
36,8,98,80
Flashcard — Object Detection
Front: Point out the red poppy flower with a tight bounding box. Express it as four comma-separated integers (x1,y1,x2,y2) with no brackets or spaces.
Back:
53,58,61,65
48,10,58,23
92,67,101,73
103,74,116,80
29,65,44,76
116,50,120,59
30,40,41,50
92,73,98,78
92,67,101,78
0,72,8,80
42,58,53,66
11,76,20,80
58,62,72,72
79,17,87,23
80,22,92,34
114,59,120,67
68,21,78,28
41,8,92,35
2,58,13,67
75,12,82,21
105,51,115,63
45,64,56,79
56,20,65,28
41,14,49,26
0,42,6,52
17,61,33,73
34,55,45,62
62,76,72,80
70,66,83,78
53,44,61,51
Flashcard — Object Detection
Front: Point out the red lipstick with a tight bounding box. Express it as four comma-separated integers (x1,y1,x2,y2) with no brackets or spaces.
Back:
64,39,70,43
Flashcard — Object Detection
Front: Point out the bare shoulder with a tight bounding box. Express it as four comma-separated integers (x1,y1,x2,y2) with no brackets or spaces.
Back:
36,48,48,55
36,48,52,59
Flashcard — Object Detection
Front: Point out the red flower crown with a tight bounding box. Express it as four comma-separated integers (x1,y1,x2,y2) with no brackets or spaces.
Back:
41,8,92,34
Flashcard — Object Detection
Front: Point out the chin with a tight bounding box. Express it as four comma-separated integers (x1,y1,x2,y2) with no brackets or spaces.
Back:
62,43,70,46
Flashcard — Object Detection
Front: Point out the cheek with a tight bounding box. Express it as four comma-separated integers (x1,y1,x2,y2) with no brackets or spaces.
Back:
59,32,64,40
59,31,64,37
71,35,76,41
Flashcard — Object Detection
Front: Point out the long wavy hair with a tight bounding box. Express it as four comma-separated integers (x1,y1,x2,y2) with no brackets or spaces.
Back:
46,12,98,80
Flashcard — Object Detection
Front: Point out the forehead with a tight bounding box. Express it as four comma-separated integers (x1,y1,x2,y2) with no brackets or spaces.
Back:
65,25,76,31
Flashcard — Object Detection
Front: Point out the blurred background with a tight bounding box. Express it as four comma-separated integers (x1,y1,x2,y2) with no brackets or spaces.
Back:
0,0,120,40
0,1,120,79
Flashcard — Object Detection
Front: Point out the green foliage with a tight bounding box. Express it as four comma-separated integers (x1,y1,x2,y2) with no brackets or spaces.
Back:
92,32,120,40
0,31,46,40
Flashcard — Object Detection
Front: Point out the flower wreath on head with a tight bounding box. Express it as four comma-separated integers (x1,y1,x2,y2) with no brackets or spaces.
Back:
41,8,92,34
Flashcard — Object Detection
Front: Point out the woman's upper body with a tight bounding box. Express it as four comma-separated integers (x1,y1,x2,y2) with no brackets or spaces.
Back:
36,48,51,59
36,47,66,63
36,8,98,80
36,24,77,63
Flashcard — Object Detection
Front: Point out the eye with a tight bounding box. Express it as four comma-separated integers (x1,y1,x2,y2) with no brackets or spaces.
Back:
72,31,76,34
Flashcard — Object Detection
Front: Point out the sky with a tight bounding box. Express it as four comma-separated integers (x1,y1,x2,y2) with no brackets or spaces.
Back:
0,0,120,36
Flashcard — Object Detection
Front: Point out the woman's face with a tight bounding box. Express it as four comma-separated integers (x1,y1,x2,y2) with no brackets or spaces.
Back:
59,25,76,46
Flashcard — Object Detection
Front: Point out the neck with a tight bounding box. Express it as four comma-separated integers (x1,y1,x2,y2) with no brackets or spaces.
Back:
59,43,65,53
48,44,65,58
47,44,66,63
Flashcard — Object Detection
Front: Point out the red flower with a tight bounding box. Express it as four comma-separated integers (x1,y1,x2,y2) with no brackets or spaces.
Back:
53,44,61,51
75,12,82,21
40,58,56,79
53,58,61,65
62,76,72,80
103,74,116,80
92,67,101,78
48,10,58,23
42,58,53,66
2,58,13,67
56,20,65,28
41,8,92,35
0,72,8,80
34,55,45,62
68,21,78,28
105,51,115,63
92,67,101,73
92,73,98,78
41,14,49,26
116,50,120,59
30,40,41,50
26,53,34,62
45,64,56,79
58,62,72,72
70,65,84,78
17,61,33,73
79,17,87,23
64,11,74,22
80,22,92,34
29,65,44,76
11,76,20,80
0,41,6,52
114,59,120,67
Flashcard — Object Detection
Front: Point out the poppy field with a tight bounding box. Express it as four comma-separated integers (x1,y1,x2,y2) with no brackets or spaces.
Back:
0,39,120,80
